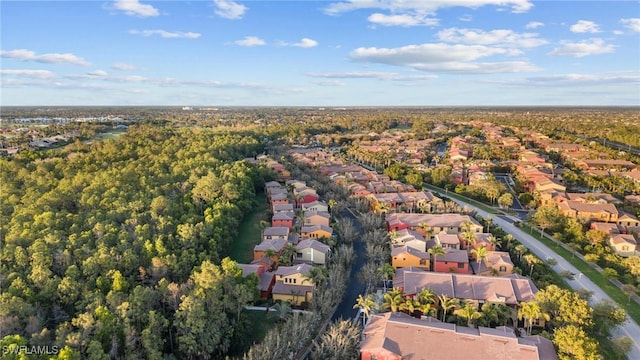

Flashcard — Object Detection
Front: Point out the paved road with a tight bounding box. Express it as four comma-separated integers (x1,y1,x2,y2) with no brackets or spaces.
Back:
332,209,367,322
430,188,640,359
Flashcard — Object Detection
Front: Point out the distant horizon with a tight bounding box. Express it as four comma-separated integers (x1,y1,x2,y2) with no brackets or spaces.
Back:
2,0,639,106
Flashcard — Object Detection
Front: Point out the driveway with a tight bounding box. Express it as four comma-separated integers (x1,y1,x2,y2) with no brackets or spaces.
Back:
431,188,640,359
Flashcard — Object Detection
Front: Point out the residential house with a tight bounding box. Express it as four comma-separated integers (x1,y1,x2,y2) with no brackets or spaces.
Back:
432,248,469,274
271,264,314,306
303,210,331,227
267,187,288,199
360,312,557,360
264,181,282,192
263,227,290,241
394,270,538,308
294,188,320,206
295,239,331,265
272,211,295,229
302,200,329,213
434,231,461,250
300,224,333,239
251,257,276,271
270,193,290,208
472,251,514,276
391,246,430,270
253,238,288,263
608,234,639,257
386,213,483,237
565,192,621,204
237,264,275,298
557,201,619,223
391,229,426,252
617,213,640,227
272,203,294,213
590,222,623,235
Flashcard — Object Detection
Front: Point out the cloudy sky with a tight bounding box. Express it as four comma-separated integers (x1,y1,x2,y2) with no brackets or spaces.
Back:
1,0,639,106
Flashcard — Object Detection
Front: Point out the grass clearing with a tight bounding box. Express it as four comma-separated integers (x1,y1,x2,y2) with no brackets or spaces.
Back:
230,191,269,263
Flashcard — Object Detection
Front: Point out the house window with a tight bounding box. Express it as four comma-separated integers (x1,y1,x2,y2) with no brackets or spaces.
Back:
297,252,303,258
458,263,465,269
622,246,629,251
420,259,427,265
292,279,296,284
499,266,507,272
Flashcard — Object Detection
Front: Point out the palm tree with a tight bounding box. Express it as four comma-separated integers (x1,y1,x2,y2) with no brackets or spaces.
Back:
518,301,549,335
271,301,292,322
514,244,526,262
523,254,541,278
504,234,515,251
353,294,377,327
327,199,337,214
454,303,482,328
377,202,392,214
417,222,433,239
470,246,488,266
483,216,493,233
438,294,458,322
304,266,328,290
479,303,500,328
377,263,395,292
460,220,476,249
279,243,297,266
383,288,404,313
263,248,277,263
399,296,420,317
428,244,445,272
416,288,436,306
259,220,270,238
416,302,435,319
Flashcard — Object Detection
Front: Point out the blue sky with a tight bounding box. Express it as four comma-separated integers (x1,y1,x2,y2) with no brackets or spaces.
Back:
1,0,639,106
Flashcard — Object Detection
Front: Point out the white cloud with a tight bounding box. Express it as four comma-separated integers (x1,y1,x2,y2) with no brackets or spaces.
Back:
525,21,544,29
548,38,615,57
570,20,601,33
1,49,90,66
88,70,109,77
306,71,437,81
314,80,346,87
111,63,136,71
526,73,640,85
234,36,266,47
0,69,56,79
621,18,640,32
437,28,547,48
113,0,159,17
494,72,640,87
293,38,318,48
324,0,533,15
213,0,247,19
368,13,439,27
458,14,473,22
350,43,539,73
129,29,201,39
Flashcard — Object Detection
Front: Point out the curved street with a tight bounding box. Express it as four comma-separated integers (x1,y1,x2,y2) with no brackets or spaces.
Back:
430,188,640,359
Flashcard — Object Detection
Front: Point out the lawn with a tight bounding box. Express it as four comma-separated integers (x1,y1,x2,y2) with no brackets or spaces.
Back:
521,222,640,325
244,309,279,343
230,192,269,263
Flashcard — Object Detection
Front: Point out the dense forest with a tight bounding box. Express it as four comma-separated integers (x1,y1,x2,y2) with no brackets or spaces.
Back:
0,126,274,358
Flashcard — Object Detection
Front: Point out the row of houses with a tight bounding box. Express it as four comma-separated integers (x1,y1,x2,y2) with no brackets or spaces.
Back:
236,164,335,307
289,146,556,360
